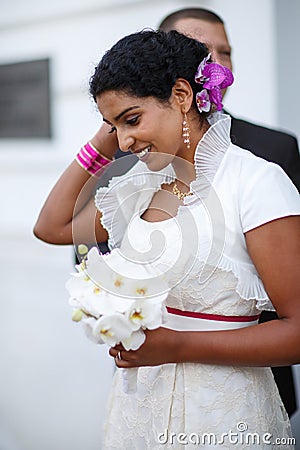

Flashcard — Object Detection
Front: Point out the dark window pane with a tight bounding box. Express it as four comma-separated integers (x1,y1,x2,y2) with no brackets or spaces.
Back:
0,58,51,139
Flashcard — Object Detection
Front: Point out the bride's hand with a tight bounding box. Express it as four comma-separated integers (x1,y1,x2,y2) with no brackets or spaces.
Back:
90,122,119,160
109,328,180,368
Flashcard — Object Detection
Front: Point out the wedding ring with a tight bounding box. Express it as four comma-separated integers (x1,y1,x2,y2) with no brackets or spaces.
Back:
117,351,122,361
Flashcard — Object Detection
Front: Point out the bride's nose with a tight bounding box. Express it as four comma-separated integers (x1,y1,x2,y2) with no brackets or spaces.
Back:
118,129,135,153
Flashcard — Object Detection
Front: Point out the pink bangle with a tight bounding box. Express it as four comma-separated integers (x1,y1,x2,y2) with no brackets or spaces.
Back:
75,141,113,175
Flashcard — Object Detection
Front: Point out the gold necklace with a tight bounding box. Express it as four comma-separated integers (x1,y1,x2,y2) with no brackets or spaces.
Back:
172,182,192,200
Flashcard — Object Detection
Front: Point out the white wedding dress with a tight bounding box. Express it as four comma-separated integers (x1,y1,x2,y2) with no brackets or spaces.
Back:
95,113,299,449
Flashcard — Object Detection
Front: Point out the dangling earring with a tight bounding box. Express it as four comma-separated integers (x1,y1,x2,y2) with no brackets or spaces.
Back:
182,113,190,150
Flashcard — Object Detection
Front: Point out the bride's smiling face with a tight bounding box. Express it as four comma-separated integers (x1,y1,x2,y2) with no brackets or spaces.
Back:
97,89,192,171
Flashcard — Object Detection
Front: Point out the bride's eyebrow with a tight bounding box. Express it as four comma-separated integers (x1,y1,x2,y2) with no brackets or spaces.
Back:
114,106,140,121
103,106,140,125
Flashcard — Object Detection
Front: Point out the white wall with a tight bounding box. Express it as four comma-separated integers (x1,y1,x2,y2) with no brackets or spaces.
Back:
275,0,300,139
0,1,298,449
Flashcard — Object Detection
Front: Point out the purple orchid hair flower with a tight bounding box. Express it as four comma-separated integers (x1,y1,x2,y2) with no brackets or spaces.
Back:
219,66,234,89
194,54,234,113
194,54,211,84
208,86,223,111
196,89,211,113
202,63,227,89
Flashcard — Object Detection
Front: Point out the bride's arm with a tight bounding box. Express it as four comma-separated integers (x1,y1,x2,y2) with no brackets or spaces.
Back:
110,215,300,367
33,123,118,245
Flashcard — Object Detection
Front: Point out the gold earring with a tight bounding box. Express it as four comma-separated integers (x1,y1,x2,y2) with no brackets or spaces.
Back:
182,113,190,150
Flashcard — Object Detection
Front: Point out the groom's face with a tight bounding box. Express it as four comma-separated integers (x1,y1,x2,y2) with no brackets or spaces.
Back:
172,18,233,73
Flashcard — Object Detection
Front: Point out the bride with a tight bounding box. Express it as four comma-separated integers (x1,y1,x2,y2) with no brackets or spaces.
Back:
34,30,300,449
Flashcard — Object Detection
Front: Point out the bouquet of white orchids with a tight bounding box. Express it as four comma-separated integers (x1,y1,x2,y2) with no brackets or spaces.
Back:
66,246,170,393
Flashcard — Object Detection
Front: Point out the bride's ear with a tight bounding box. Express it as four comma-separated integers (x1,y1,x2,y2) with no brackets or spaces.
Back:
171,78,194,113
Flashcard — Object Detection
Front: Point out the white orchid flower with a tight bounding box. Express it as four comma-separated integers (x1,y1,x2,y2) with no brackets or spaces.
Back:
84,248,127,295
126,299,165,331
66,274,106,318
92,313,133,347
81,316,104,345
122,329,146,351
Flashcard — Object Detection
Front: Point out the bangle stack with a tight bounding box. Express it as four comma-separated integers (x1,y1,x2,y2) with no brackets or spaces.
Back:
75,141,113,175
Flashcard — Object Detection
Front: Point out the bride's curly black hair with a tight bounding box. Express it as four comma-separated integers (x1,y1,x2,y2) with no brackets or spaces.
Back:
89,29,209,114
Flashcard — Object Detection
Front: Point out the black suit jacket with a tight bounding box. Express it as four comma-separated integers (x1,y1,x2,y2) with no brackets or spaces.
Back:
229,113,299,416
